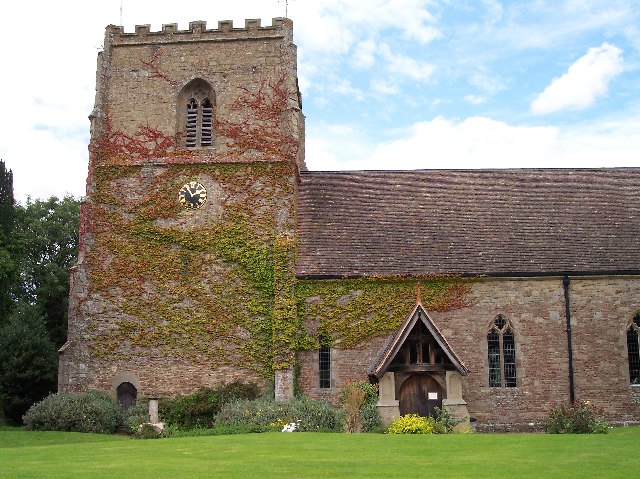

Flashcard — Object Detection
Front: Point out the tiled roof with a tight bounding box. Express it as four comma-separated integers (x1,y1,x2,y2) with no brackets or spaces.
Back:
368,303,468,379
296,168,640,277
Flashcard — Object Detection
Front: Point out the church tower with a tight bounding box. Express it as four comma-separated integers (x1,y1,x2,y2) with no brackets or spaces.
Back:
59,18,305,404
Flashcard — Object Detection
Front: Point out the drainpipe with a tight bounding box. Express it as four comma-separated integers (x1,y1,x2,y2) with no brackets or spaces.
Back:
563,275,575,403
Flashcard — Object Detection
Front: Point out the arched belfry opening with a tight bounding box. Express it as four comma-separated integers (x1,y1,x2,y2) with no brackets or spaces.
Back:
177,78,215,147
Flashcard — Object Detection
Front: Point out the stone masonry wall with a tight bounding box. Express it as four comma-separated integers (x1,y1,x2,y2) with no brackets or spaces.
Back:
298,276,640,429
569,276,640,423
60,162,297,397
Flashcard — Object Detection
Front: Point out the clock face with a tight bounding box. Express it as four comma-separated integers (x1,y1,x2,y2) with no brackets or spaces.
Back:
178,181,207,209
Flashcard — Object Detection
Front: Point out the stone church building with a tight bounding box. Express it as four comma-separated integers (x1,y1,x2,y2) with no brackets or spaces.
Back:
59,18,640,430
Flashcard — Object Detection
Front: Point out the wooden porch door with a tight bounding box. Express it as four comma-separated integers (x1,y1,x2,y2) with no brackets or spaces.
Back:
399,374,442,417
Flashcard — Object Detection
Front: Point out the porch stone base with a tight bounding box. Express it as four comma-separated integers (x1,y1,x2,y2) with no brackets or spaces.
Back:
377,402,401,425
442,398,470,431
377,372,400,425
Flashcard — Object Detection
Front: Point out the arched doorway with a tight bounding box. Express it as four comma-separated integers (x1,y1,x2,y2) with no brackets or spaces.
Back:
399,374,442,417
116,382,137,411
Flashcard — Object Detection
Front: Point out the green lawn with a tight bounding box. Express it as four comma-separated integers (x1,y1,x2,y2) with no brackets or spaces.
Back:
1,426,639,478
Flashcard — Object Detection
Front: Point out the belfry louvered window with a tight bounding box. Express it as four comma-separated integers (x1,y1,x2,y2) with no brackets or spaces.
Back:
201,99,213,146
627,313,640,385
178,78,215,148
185,99,198,147
488,315,517,388
184,97,213,147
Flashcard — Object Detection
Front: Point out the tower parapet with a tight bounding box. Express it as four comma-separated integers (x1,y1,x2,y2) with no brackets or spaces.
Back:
105,18,293,46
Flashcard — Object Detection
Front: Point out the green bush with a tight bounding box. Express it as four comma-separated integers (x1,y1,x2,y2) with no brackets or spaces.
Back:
216,397,341,432
387,414,434,434
360,402,384,433
23,391,122,433
432,406,458,434
543,401,609,434
124,402,150,435
160,381,259,429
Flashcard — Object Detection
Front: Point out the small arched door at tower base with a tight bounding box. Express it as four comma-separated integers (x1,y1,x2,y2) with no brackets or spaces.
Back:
116,382,137,411
399,374,443,417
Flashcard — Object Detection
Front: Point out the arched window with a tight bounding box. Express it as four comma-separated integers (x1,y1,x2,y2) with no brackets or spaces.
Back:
488,315,517,387
177,79,215,148
627,313,640,385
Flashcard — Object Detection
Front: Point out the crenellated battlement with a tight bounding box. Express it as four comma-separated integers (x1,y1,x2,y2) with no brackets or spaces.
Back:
106,18,292,46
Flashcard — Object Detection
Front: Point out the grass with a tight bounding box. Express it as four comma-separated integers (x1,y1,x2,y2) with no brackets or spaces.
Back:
1,426,639,478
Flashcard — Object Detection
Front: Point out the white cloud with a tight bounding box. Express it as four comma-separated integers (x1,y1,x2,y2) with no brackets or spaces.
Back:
307,115,640,171
305,122,375,171
386,53,436,82
367,117,558,169
293,0,440,54
482,0,504,25
465,95,487,105
468,71,507,95
380,44,436,82
330,78,365,100
353,40,377,69
462,1,635,52
371,78,399,96
531,43,624,115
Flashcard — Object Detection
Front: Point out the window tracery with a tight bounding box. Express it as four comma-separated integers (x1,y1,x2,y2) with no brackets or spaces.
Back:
488,314,517,387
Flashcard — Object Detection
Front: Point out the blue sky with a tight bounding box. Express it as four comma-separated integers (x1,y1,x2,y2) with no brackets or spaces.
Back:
1,0,639,201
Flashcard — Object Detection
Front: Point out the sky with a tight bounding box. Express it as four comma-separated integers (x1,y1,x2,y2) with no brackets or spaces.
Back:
1,0,639,202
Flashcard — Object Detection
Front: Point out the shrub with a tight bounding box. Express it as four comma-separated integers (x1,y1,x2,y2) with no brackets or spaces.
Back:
432,406,458,434
543,401,609,434
339,380,381,433
360,402,384,433
160,381,259,429
124,402,150,435
387,414,434,434
216,397,341,432
23,391,122,433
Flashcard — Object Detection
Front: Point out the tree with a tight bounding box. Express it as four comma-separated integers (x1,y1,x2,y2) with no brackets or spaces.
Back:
0,160,16,324
0,159,14,240
0,302,57,423
14,196,80,346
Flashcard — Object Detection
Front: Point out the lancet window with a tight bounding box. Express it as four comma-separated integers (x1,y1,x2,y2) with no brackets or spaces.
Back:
488,315,517,388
